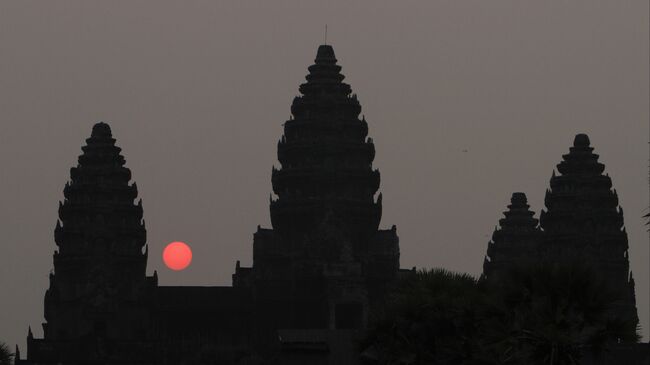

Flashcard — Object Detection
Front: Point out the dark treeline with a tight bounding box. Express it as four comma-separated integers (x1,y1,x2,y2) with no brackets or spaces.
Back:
361,261,639,365
0,342,12,365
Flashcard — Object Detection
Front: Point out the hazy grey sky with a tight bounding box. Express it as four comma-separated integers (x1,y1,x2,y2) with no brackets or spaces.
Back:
1,1,648,350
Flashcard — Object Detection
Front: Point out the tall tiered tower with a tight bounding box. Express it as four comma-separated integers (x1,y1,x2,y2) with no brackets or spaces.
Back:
270,45,381,236
539,133,638,337
483,192,541,282
234,45,400,331
26,123,155,363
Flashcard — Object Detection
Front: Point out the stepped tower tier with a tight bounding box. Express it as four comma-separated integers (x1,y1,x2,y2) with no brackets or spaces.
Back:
35,122,153,358
483,192,542,282
237,45,400,332
539,133,638,339
54,122,146,259
540,134,623,241
271,45,382,238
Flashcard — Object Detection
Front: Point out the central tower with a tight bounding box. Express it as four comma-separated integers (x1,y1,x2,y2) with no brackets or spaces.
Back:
234,45,400,331
271,44,381,237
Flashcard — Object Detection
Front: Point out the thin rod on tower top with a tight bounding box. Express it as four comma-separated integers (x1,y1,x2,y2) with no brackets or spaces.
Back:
325,24,328,45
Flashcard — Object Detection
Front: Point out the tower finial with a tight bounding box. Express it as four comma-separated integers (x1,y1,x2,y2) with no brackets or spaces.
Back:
573,133,590,147
325,24,328,45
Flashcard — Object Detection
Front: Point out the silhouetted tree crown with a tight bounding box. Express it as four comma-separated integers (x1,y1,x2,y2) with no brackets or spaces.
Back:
362,261,639,365
0,342,13,365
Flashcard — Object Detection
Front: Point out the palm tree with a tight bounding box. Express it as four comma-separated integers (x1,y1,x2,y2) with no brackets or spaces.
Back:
361,268,491,365
361,261,638,365
483,260,639,365
0,342,13,365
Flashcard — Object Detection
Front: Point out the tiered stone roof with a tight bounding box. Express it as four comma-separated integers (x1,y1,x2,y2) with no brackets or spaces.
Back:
271,45,381,237
44,122,149,342
483,192,541,281
540,133,637,336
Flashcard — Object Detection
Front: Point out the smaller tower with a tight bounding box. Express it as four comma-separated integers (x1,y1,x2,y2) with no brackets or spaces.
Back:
27,122,155,363
14,345,20,364
540,133,638,339
483,192,541,282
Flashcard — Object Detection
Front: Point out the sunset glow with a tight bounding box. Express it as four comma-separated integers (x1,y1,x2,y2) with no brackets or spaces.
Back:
163,241,192,271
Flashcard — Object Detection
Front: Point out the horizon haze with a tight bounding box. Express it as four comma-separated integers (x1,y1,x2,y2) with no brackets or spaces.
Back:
0,1,648,351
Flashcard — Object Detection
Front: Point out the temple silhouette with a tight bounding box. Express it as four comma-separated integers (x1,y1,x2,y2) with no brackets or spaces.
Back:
483,134,639,336
17,45,403,365
15,45,643,364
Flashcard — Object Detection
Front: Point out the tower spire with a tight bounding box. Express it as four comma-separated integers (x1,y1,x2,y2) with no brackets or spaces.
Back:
271,44,380,234
249,44,399,331
540,133,638,340
44,122,149,343
483,192,541,282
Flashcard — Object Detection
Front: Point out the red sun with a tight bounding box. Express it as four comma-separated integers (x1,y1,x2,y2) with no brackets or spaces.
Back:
163,241,193,271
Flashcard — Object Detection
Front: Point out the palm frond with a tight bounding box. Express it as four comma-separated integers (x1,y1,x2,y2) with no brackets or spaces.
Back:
0,342,13,365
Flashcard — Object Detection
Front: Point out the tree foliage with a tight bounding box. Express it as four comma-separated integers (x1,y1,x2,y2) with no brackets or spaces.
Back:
361,269,489,364
0,342,13,365
361,262,639,365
